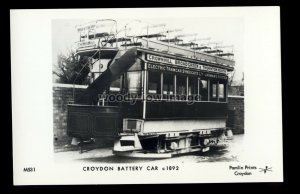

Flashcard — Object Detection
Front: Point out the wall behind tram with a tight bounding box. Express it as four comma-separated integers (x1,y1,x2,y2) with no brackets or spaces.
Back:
53,83,87,151
227,96,244,134
52,83,244,150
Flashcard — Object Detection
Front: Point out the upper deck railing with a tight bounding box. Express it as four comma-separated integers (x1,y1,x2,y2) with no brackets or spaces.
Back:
75,20,235,69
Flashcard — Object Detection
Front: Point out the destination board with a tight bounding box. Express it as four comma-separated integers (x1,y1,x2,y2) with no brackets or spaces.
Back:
147,54,227,74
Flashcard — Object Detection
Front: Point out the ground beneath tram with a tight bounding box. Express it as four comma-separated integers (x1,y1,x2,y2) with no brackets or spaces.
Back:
54,134,244,163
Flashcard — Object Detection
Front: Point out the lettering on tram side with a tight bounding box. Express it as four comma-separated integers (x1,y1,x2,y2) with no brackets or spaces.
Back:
147,63,228,80
147,54,227,74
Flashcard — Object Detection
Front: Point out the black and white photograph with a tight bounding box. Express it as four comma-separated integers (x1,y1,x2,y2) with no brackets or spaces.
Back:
11,7,282,184
52,17,244,163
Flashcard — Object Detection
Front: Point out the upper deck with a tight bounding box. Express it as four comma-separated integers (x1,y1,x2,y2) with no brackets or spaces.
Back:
76,37,234,72
74,19,235,73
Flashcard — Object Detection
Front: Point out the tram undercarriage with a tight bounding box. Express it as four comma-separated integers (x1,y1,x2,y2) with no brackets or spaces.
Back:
113,119,233,158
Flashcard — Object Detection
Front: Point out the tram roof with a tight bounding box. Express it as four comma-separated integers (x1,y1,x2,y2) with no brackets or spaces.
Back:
76,38,235,70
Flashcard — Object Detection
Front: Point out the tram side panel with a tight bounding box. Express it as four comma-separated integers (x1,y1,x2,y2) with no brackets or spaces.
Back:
142,119,226,134
145,101,227,119
142,101,228,133
67,105,121,140
120,100,144,120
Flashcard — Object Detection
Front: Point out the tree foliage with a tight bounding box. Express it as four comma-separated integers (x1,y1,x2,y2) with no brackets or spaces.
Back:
53,51,91,85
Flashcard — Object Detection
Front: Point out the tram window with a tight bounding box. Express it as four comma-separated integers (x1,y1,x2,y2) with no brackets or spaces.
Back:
219,84,224,98
163,73,174,99
218,82,227,102
200,79,208,101
176,75,187,100
110,77,121,93
188,77,199,101
128,59,142,71
148,71,161,98
124,71,142,96
212,84,217,98
210,80,218,101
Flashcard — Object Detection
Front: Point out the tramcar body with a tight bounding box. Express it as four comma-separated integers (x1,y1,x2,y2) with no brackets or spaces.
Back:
67,21,235,157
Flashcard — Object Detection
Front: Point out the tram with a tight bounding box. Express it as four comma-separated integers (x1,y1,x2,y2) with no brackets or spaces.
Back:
67,20,235,158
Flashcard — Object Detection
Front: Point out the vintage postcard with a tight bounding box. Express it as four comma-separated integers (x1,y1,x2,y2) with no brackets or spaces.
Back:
11,7,282,185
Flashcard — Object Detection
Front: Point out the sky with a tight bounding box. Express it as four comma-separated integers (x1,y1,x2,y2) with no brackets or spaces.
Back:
52,16,244,82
